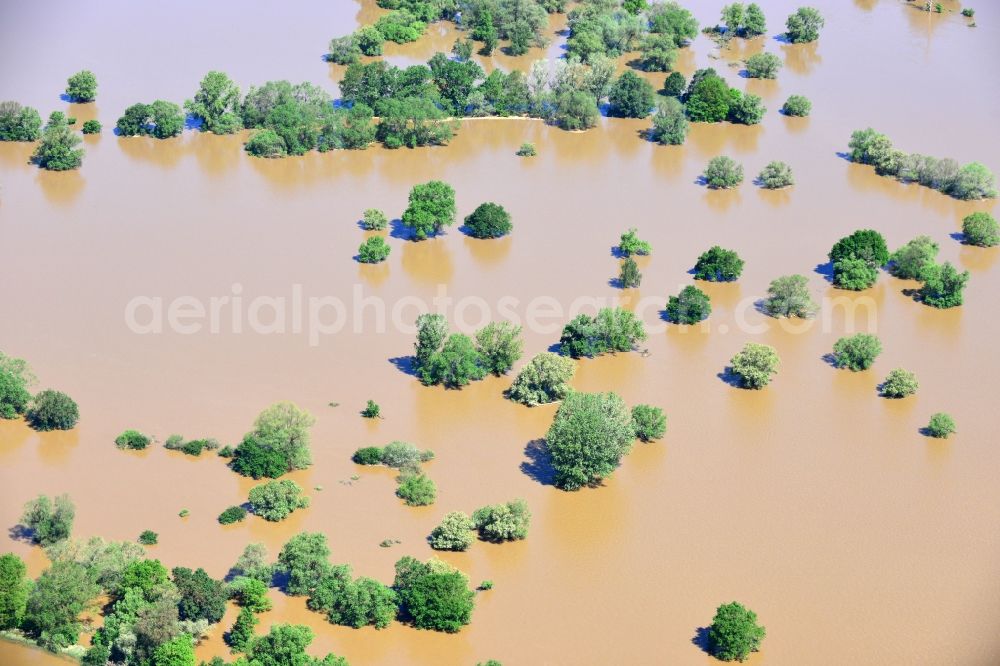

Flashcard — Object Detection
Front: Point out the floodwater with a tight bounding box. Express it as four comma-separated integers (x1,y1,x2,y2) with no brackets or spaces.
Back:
1,1,999,664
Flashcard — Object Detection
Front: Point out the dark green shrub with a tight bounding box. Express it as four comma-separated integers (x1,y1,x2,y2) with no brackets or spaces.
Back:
396,473,436,506
832,333,882,371
665,285,711,324
218,506,248,525
546,391,635,490
353,446,385,465
619,257,641,288
472,499,531,541
464,202,512,238
362,400,381,418
703,156,743,189
0,101,43,141
781,95,811,117
26,390,79,431
880,368,918,398
708,601,766,661
115,430,150,450
558,308,646,358
81,119,102,134
245,129,287,158
66,71,98,102
608,71,656,118
694,246,744,281
631,404,666,441
918,262,969,308
962,212,999,246
785,6,824,43
358,236,391,263
663,71,686,97
926,413,956,438
138,530,158,545
402,180,456,240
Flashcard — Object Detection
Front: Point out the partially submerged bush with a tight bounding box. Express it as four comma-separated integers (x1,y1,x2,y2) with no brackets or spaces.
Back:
219,506,248,525
962,212,999,247
358,236,391,263
762,275,816,318
665,285,711,324
361,208,388,231
831,333,882,371
694,246,744,282
880,368,918,398
464,202,512,238
757,161,794,189
472,499,531,542
429,512,475,551
506,352,577,406
631,405,666,442
781,95,811,117
352,446,385,465
138,530,158,545
729,343,780,389
115,430,151,450
396,473,437,506
703,156,744,189
744,52,781,79
926,413,956,438
27,390,79,431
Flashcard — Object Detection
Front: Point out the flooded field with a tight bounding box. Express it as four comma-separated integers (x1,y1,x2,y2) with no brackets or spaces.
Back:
1,1,999,664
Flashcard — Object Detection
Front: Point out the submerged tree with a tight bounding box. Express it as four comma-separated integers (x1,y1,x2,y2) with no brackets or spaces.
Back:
708,601,766,662
66,70,98,102
402,180,456,240
728,343,779,389
506,352,577,406
32,113,83,171
762,274,816,318
546,391,635,490
185,71,242,134
785,6,824,43
665,285,711,324
831,333,882,371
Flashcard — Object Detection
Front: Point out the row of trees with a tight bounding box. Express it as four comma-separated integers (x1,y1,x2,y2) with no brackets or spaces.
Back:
0,352,79,429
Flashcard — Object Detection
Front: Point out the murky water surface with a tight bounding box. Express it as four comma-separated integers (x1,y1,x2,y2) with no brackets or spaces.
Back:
1,1,999,664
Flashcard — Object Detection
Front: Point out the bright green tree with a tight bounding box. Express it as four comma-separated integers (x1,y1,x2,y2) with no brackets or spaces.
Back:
546,391,635,490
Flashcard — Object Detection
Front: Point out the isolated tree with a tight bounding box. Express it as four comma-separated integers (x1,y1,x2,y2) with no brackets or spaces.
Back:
785,6,824,43
546,391,635,490
708,602,766,662
729,343,779,389
115,429,151,450
762,275,816,318
472,499,531,541
881,368,918,398
631,404,666,441
889,236,938,280
619,228,652,256
380,441,434,470
703,156,743,188
396,473,437,506
362,208,388,231
694,246,744,281
506,352,577,406
66,71,98,102
962,212,999,247
831,333,882,371
464,202,512,238
926,413,956,438
21,494,75,546
475,321,523,376
248,480,310,521
619,257,642,288
429,512,475,551
757,161,794,189
358,236,391,263
251,401,316,471
744,52,781,79
918,262,969,308
402,180,457,240
665,285,711,324
781,95,811,117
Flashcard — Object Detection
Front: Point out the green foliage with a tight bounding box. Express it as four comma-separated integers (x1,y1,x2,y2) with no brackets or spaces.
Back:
926,413,956,438
709,601,766,662
248,479,310,521
781,95,811,117
352,446,385,465
729,343,780,389
475,321,523,376
0,553,30,630
327,34,362,65
832,333,882,371
278,533,331,596
230,434,291,478
21,494,75,546
115,429,151,450
421,333,487,388
650,97,688,145
743,3,767,35
358,236,391,263
553,90,599,131
472,499,531,541
829,229,889,290
516,142,537,156
218,505,248,525
785,6,824,43
565,4,644,62
83,120,103,134
881,368,918,398
415,313,448,368
318,104,378,151
665,285,712,324
663,71,686,97
757,161,794,188
376,10,428,43
833,257,879,290
381,441,435,469
558,307,646,358
138,530,158,545
429,52,485,115
847,128,899,175
763,275,816,318
608,71,656,118
694,246,744,281
232,576,272,612
245,129,287,157
227,606,257,652
26,390,78,430
240,80,330,155
23,561,99,652
950,162,998,200
172,566,227,623
311,569,398,629
703,156,744,189
684,70,730,122
546,391,635,490
396,563,474,632
403,180,456,240
397,473,437,506
0,101,43,141
245,624,349,666
0,352,34,419
962,212,999,247
638,33,678,72
619,228,652,256
32,113,83,171
648,1,699,45
464,202,513,238
379,96,457,148
118,558,170,597
185,71,242,134
631,404,666,442
362,400,381,418
745,52,781,79
250,401,315,472
362,208,388,230
115,100,184,139
66,70,98,102
727,91,766,125
619,256,641,288
918,262,969,308
506,352,577,406
889,236,938,280
429,511,475,551
452,37,474,61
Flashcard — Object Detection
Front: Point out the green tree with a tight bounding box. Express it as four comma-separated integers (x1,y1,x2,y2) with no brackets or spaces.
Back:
663,71,686,97
638,33,678,72
472,499,531,541
358,236,391,263
251,401,316,471
785,6,824,43
429,512,475,551
648,2,699,45
429,52,485,116
558,308,646,358
926,413,956,438
352,446,385,465
21,494,75,546
631,404,666,441
685,71,730,122
962,212,999,247
421,333,486,388
744,3,767,36
703,156,744,189
918,262,969,308
665,285,711,324
228,606,257,652
708,601,766,662
781,95,811,116
763,275,816,318
833,257,879,290
619,228,651,256
277,533,332,596
694,246,744,281
230,434,291,479
151,633,195,666
475,321,523,376
546,391,635,490
218,505,248,525
149,100,185,139
397,473,437,506
138,530,158,545
847,128,897,174
727,92,765,125
361,400,381,418
832,333,882,371
245,129,287,157
757,161,794,188
0,553,30,630
357,25,385,55
232,543,273,584
649,98,688,146
745,52,781,79
720,3,745,35
362,208,388,231
115,429,151,450
245,624,349,666
402,180,456,240
949,162,997,200
116,102,152,136
729,343,779,389
619,257,641,288
23,561,99,651
553,90,599,131
464,202,512,238
608,71,656,118
232,576,272,612
373,441,426,469
26,390,79,431
889,236,938,280
32,114,83,171
0,352,34,419
118,558,170,598
0,101,43,141
66,70,98,102
185,71,242,134
327,34,361,65
172,566,227,623
377,96,457,149
881,368,918,398
506,352,577,406
829,229,889,289
397,569,474,632
248,479,310,521
415,313,448,368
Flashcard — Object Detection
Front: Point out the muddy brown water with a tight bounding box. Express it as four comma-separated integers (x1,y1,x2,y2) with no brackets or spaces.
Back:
2,1,1000,664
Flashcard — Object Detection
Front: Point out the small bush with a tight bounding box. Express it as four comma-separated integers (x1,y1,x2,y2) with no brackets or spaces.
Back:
649,98,688,145
396,473,437,506
382,441,434,469
703,156,744,189
66,70,98,102
478,580,494,591
245,129,287,158
115,429,151,450
464,202,512,238
358,236,391,263
665,285,711,324
81,120,102,134
694,246,744,282
745,52,781,79
353,446,385,465
763,275,816,318
361,400,380,418
218,445,234,458
361,208,388,231
729,343,780,389
832,334,882,371
516,142,536,157
926,412,956,438
472,499,531,542
619,228,652,256
880,368,918,398
179,509,189,517
248,479,310,521
961,8,974,17
26,390,79,431
708,601,766,662
631,405,666,442
781,95,811,117
758,161,794,189
218,506,248,525
138,530,158,545
962,212,999,247
619,257,641,288
429,512,474,551
663,71,686,97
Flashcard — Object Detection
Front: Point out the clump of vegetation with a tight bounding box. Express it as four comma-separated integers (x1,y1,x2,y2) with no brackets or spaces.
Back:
402,180,456,240
115,429,151,450
362,400,381,418
32,112,83,171
546,391,635,490
758,161,794,189
219,505,248,525
880,368,918,398
0,352,33,420
703,156,744,189
506,352,577,406
26,390,79,431
116,100,184,139
619,228,652,256
918,262,969,308
20,494,75,546
684,69,765,126
179,508,190,517
608,71,656,118
396,473,437,506
0,553,30,630
231,401,316,478
619,257,642,288
558,307,646,358
184,70,242,134
694,246,744,282
663,71,686,97
0,101,43,141
429,512,475,551
832,333,882,371
138,530,158,545
381,441,435,470
781,95,811,117
81,119,102,134
962,212,999,247
925,412,956,438
631,404,666,442
475,321,523,376
829,229,889,291
665,285,712,324
245,129,287,158
66,70,98,102
472,499,531,542
745,52,782,79
785,6,824,43
421,333,487,387
248,479,310,521
394,556,475,632
478,581,494,592
516,142,537,157
353,446,385,465
729,343,780,389
358,236,391,263
708,601,766,662
464,202,513,238
362,208,388,230
649,98,688,145
763,275,816,318
716,2,767,38
165,434,220,456
889,236,938,280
